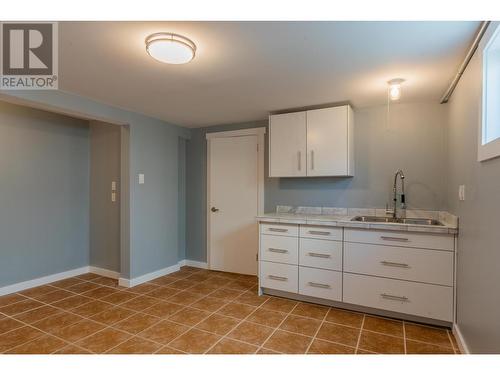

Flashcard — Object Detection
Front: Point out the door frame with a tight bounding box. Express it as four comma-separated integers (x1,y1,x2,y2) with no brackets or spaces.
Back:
206,127,266,271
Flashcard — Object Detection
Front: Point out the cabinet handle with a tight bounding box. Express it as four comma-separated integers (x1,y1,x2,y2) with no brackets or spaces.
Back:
311,150,315,170
308,282,331,289
380,260,410,268
308,252,331,258
380,236,409,242
380,293,409,302
268,248,288,254
308,230,330,235
269,275,288,281
269,228,288,233
297,151,301,171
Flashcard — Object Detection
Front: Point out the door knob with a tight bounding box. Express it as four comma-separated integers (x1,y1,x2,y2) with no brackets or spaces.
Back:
211,207,219,212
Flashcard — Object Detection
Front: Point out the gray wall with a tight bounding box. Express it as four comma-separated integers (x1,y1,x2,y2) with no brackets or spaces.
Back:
2,90,191,280
89,121,121,272
0,101,89,287
446,23,500,353
186,102,448,262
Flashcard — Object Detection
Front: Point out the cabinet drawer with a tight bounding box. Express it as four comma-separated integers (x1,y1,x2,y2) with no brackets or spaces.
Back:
260,223,298,237
299,267,342,301
344,228,454,251
344,242,453,286
260,261,298,293
260,235,298,265
343,273,453,322
299,238,342,271
300,225,342,241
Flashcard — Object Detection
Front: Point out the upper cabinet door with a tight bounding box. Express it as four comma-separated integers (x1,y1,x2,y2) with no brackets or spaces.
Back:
306,106,352,176
269,112,307,177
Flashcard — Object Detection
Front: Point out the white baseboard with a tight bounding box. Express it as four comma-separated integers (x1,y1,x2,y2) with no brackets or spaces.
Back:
119,263,181,288
0,266,89,296
184,260,208,269
453,323,470,354
89,266,120,280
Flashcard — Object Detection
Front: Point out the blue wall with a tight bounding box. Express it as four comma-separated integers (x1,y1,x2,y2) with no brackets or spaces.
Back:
0,101,89,287
186,102,448,262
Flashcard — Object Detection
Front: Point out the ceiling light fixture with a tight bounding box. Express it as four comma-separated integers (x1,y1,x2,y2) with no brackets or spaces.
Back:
145,32,196,64
387,78,405,101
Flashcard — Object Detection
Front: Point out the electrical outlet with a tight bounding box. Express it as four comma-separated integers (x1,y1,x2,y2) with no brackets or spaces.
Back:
458,185,466,201
138,173,145,184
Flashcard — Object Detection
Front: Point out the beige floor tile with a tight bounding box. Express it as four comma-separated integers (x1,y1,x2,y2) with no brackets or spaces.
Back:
0,294,27,308
363,316,404,337
190,297,227,312
225,280,255,291
0,326,44,352
146,287,179,300
51,295,93,310
168,307,211,326
358,331,404,354
218,302,256,319
210,288,242,301
406,339,455,354
33,289,76,304
167,291,204,305
81,286,117,299
263,330,312,354
291,302,329,320
261,297,298,313
0,299,44,315
127,283,157,295
142,301,183,318
120,296,159,311
138,320,189,344
196,314,240,335
0,317,24,333
246,307,287,328
169,328,220,354
90,306,136,325
208,338,258,354
279,315,322,336
54,344,92,354
228,321,273,346
70,300,114,318
308,338,356,354
404,323,453,347
76,327,131,353
113,313,160,334
14,305,60,324
6,334,66,354
234,292,269,307
107,336,162,354
187,283,217,295
33,312,83,333
156,345,186,354
325,308,364,328
169,279,198,290
100,291,137,305
52,319,105,342
66,282,100,294
316,322,360,347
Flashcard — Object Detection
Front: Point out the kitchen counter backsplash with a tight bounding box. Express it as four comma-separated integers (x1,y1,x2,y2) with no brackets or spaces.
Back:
256,205,458,234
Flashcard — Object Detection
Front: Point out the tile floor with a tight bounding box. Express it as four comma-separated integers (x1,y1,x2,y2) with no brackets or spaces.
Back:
0,266,460,354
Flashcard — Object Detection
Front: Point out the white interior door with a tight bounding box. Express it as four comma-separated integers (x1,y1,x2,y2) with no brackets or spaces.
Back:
208,135,259,275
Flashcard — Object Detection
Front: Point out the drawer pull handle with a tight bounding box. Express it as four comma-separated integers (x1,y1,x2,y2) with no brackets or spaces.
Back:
268,275,288,281
380,260,410,268
308,230,330,235
308,282,331,289
380,236,409,242
380,293,409,302
268,248,288,254
269,228,288,233
308,252,331,258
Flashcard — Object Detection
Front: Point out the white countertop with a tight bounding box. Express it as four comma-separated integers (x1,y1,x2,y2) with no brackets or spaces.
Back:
256,211,458,235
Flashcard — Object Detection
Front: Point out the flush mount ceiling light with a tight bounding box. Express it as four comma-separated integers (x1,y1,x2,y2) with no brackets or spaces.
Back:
387,78,405,101
145,32,196,64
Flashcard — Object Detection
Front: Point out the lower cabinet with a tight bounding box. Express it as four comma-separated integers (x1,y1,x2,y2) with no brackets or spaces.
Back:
343,273,453,322
260,261,298,293
299,266,342,301
259,223,456,323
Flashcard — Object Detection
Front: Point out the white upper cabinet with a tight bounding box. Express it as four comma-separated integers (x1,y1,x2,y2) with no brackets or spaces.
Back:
269,105,354,177
269,111,307,177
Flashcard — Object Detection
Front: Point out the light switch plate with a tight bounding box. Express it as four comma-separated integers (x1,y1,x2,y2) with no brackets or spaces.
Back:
138,173,145,184
111,192,116,202
111,181,116,191
458,185,465,201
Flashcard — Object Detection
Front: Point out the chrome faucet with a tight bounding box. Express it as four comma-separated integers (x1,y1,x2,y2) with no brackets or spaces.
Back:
389,169,406,219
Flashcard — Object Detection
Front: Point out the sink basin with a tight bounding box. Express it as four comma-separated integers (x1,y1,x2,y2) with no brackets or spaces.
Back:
351,216,444,226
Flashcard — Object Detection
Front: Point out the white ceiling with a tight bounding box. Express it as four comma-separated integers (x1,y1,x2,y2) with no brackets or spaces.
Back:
59,21,479,128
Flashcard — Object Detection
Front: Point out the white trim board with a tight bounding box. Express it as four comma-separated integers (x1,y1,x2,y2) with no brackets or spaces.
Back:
0,266,89,296
205,127,266,139
184,260,208,269
88,266,120,280
453,323,470,354
119,263,181,288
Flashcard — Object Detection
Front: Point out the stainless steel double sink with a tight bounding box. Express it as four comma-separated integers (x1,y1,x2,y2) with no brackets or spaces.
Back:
351,216,444,226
